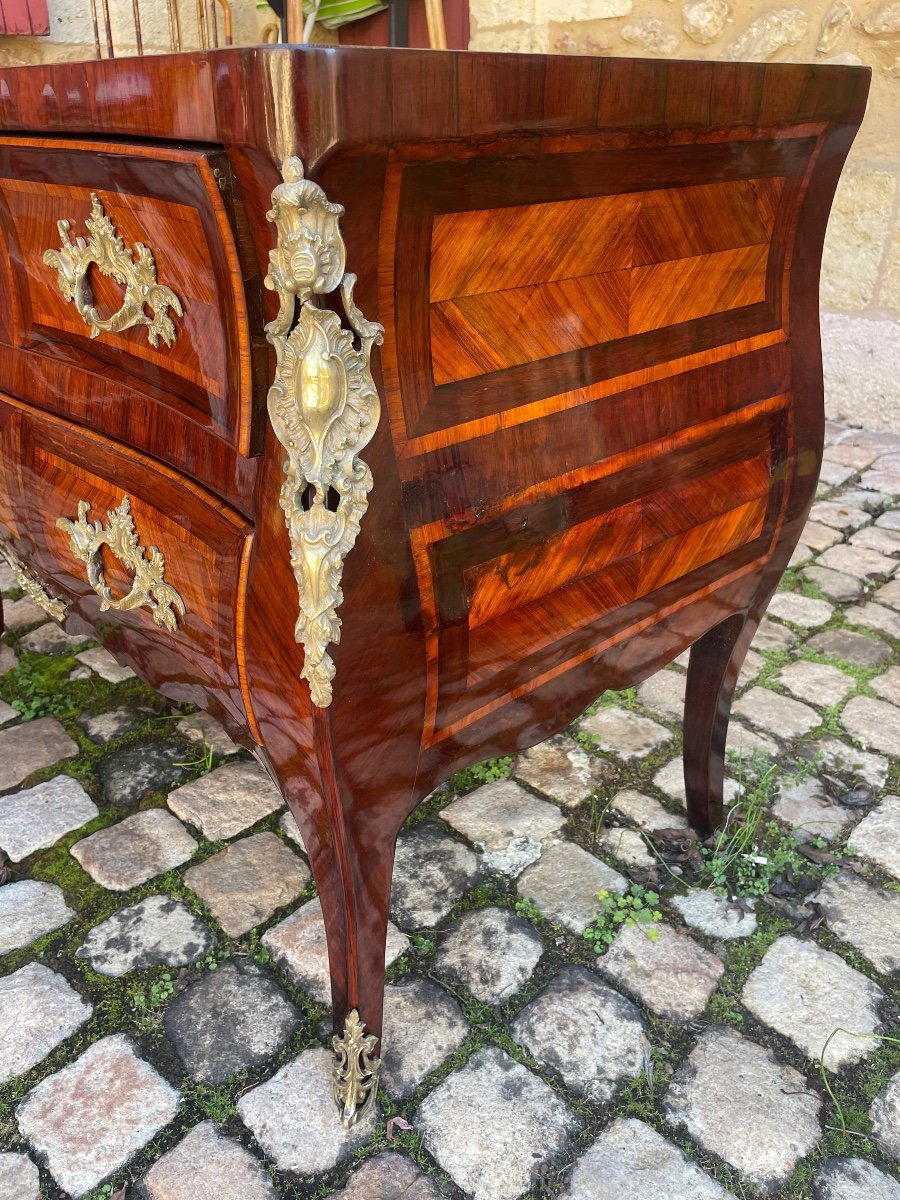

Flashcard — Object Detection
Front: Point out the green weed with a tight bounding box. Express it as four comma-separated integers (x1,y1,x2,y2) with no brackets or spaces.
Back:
583,884,662,953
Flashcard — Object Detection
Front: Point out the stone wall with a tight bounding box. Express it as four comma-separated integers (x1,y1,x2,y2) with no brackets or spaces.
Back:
2,0,898,428
470,0,900,430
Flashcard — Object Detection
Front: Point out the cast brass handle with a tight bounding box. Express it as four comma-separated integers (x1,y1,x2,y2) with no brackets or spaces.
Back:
56,496,186,633
43,194,183,349
0,542,69,622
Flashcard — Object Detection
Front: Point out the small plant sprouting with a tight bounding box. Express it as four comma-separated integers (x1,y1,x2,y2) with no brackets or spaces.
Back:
514,897,542,923
583,884,662,954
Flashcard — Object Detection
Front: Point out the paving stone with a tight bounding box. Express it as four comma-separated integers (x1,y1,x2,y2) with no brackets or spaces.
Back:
0,558,16,590
846,602,900,640
330,1153,441,1200
742,936,883,1069
164,959,301,1084
381,976,468,1098
872,667,900,706
0,879,74,953
140,1120,278,1200
416,1046,580,1200
809,738,889,789
824,442,876,469
851,525,900,557
514,734,602,807
578,705,672,760
517,840,627,934
75,645,136,682
19,622,88,655
184,832,308,937
777,660,856,708
237,1047,376,1174
804,565,864,602
819,460,856,488
76,894,216,977
0,698,17,726
0,643,16,674
733,687,820,738
725,721,780,761
878,510,900,531
597,922,723,1020
279,809,306,851
76,706,147,744
0,1153,40,1200
789,541,813,566
611,788,687,831
810,628,892,667
167,760,283,840
849,797,900,879
440,780,565,875
654,757,742,807
813,1158,900,1200
671,890,758,940
16,1034,179,1197
263,896,409,1004
774,777,854,840
739,648,765,685
435,907,544,1003
841,432,900,455
176,709,241,757
0,774,98,862
842,696,900,756
98,741,192,808
821,544,898,580
0,963,92,1084
0,717,78,793
636,669,685,721
808,500,870,531
72,809,198,890
68,666,93,681
803,520,844,550
599,826,656,869
767,591,834,628
875,579,900,611
669,1028,822,1187
862,470,900,496
3,599,48,630
751,615,798,652
870,1072,900,1162
560,1117,735,1200
512,966,647,1102
391,824,479,928
814,872,900,975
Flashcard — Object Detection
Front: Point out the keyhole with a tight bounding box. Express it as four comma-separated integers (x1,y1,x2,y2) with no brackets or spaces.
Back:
299,484,341,512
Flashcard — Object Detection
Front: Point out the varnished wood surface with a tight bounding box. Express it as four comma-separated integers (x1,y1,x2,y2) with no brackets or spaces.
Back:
0,46,869,1061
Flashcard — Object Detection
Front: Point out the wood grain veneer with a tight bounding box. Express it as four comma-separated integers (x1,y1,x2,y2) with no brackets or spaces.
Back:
0,45,868,1118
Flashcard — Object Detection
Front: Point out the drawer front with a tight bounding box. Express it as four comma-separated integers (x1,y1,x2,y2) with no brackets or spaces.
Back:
2,394,254,728
0,138,262,468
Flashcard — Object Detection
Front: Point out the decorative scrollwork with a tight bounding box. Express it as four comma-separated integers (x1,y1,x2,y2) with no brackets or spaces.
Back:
0,542,68,622
264,157,384,708
56,496,186,633
43,194,184,349
332,1008,380,1128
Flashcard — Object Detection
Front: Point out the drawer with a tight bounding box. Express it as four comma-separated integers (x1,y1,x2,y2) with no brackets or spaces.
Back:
0,137,264,477
2,393,254,727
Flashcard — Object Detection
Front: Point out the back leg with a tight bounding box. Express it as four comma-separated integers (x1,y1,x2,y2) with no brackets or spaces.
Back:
683,612,750,835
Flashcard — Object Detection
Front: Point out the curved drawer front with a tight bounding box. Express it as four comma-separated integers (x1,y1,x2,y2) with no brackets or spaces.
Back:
0,138,261,467
3,394,254,725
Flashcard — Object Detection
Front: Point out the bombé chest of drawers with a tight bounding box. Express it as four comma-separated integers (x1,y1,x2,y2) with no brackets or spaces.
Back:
0,45,868,1124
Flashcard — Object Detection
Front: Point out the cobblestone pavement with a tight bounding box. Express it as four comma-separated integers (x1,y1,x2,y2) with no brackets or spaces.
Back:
2,419,900,1199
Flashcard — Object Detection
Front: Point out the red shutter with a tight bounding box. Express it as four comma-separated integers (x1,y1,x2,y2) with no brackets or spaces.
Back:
0,0,50,35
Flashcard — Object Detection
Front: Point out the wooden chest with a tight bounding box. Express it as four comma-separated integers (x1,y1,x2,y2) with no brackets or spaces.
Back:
0,46,868,1123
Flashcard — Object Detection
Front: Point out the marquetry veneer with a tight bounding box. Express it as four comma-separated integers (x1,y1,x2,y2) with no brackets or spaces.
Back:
0,45,868,1125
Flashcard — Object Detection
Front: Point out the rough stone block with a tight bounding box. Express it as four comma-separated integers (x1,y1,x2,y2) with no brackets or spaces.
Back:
184,832,308,937
0,774,98,862
842,696,900,756
72,809,198,891
98,742,191,808
0,1153,40,1200
167,761,283,840
870,1072,900,1163
391,824,479,929
636,670,685,721
381,976,468,1098
776,660,855,708
0,879,74,953
435,906,543,1003
0,963,92,1084
330,1153,441,1200
671,890,757,939
597,922,723,1020
440,780,565,875
813,1158,900,1199
814,872,900,975
578,705,672,760
767,592,834,628
416,1046,580,1200
16,1034,179,1197
514,734,603,808
809,628,891,667
849,796,900,879
0,718,78,794
517,840,627,934
176,710,241,757
733,687,820,738
77,894,215,977
75,645,136,682
140,1120,278,1200
611,788,687,831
